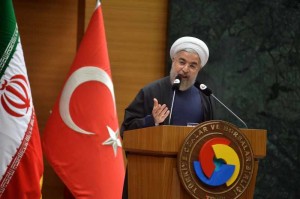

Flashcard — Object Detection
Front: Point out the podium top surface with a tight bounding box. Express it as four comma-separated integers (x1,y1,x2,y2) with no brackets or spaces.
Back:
123,125,267,159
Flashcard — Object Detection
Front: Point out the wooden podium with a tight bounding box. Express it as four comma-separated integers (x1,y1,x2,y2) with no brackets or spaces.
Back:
123,125,267,199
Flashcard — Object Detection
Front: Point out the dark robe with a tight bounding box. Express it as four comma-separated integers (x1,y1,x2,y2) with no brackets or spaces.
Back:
120,76,214,137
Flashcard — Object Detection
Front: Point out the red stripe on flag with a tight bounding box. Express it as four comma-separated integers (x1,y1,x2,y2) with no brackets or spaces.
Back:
1,112,43,198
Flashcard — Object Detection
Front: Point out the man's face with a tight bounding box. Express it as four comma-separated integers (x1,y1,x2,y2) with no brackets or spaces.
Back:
170,50,202,91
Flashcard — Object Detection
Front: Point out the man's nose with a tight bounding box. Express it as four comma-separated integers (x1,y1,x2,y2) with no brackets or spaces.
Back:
181,64,189,73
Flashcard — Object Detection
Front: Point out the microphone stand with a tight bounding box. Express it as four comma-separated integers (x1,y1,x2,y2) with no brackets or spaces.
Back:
211,93,248,128
195,82,248,128
168,89,176,125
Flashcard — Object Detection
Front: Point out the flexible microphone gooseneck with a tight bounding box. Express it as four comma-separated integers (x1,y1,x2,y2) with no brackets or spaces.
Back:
169,75,181,125
195,82,248,128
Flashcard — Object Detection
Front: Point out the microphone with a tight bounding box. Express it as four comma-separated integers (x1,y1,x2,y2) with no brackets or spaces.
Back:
199,83,212,96
169,75,181,124
195,82,248,128
172,75,181,90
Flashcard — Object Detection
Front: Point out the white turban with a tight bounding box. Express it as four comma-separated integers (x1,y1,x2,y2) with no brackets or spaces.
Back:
170,36,209,67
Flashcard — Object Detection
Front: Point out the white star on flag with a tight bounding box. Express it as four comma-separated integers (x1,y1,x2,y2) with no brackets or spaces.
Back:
102,126,122,156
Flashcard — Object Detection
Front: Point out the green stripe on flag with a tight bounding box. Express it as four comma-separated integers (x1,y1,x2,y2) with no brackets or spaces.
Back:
0,0,19,79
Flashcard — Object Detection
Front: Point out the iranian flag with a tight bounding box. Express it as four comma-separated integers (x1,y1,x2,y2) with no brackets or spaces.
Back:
42,0,125,198
0,0,43,198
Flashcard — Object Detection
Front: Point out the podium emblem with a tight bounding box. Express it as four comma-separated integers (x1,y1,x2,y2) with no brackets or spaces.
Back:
177,120,254,199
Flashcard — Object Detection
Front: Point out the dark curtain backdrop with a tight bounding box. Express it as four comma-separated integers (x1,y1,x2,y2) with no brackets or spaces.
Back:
167,0,300,198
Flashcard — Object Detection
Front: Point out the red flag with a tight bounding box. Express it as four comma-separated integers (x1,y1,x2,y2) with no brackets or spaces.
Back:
0,1,43,198
42,1,125,198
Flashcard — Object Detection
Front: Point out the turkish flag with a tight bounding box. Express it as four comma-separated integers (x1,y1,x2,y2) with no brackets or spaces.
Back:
42,1,125,198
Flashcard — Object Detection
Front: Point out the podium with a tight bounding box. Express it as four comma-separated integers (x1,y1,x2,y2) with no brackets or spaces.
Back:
123,124,267,199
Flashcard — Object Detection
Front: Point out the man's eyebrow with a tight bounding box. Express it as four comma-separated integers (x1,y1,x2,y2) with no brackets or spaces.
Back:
177,57,199,65
178,57,185,61
188,60,199,65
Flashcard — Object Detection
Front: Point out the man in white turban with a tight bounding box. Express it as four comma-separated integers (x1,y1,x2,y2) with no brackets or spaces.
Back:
121,36,213,135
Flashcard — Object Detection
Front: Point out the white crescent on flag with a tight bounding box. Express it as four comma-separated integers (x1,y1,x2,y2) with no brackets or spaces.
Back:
59,66,116,135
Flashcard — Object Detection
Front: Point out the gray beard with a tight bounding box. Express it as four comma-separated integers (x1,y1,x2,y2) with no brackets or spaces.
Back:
179,79,195,91
169,69,195,91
